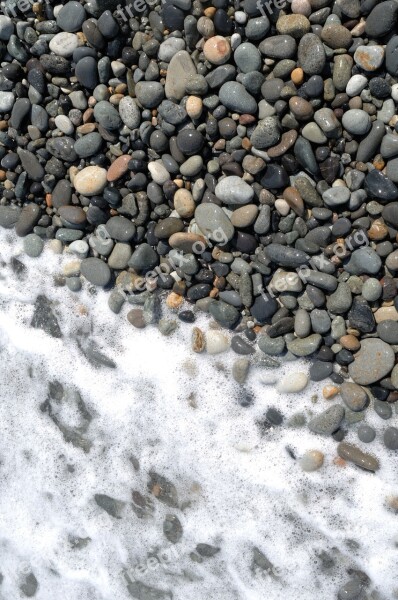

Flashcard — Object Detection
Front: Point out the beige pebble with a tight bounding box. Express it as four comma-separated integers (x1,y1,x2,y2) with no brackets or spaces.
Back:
173,188,195,218
231,204,259,227
186,95,203,119
74,166,107,196
192,327,205,353
203,36,231,65
375,306,398,323
48,239,63,254
63,260,81,277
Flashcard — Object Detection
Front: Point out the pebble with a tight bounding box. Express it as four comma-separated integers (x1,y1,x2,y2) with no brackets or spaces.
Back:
309,405,345,436
299,450,324,472
383,427,398,450
340,382,367,412
218,82,257,114
195,203,234,242
277,372,308,393
232,358,250,384
298,33,325,75
348,338,395,385
215,176,254,204
337,441,379,472
80,257,112,287
203,36,231,65
74,166,107,196
23,233,44,258
354,45,385,71
342,110,371,136
357,424,376,444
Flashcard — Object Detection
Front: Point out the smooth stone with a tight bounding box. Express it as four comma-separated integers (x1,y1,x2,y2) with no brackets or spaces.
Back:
340,382,367,412
234,43,261,73
383,427,398,450
74,166,107,196
374,398,392,420
46,137,78,162
259,35,297,59
342,110,371,136
17,149,44,182
309,360,333,381
195,204,234,242
337,441,379,471
57,1,86,32
231,205,258,228
326,282,352,314
0,205,21,228
232,358,250,384
215,176,254,204
348,338,395,385
380,133,398,159
309,405,345,435
362,278,382,301
205,331,230,354
386,158,398,183
75,56,99,89
219,81,257,114
265,244,309,268
357,424,376,443
49,32,78,57
108,243,132,270
93,100,122,130
346,74,368,97
298,33,325,75
0,15,14,41
287,334,322,356
386,35,398,77
378,320,398,344
344,247,382,276
365,169,398,202
231,336,255,355
276,372,308,393
258,334,285,355
81,257,111,286
300,450,324,472
322,187,350,207
302,122,327,144
209,300,240,329
135,82,164,108
354,45,385,71
165,51,197,100
105,216,135,242
321,24,352,49
74,132,103,158
0,91,15,112
23,233,44,258
15,204,41,237
356,120,385,163
365,0,398,38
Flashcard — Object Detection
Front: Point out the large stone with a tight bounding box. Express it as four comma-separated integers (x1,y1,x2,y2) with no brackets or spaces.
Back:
348,338,395,385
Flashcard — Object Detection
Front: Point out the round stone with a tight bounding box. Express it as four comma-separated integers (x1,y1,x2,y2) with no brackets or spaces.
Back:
23,233,44,258
357,424,376,443
384,427,398,450
215,176,254,204
234,43,261,73
49,32,78,57
74,166,107,196
80,257,111,286
300,450,324,472
56,1,86,32
203,36,231,65
276,372,308,393
342,109,371,135
340,382,367,411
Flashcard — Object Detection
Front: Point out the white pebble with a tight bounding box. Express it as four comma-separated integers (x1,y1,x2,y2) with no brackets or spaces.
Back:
54,115,74,135
346,74,368,97
391,84,398,103
277,372,309,393
274,198,290,216
148,161,170,185
234,11,247,24
49,32,79,57
205,331,230,355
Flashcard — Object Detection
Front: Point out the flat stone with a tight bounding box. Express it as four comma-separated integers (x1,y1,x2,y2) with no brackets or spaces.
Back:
354,45,385,71
287,333,322,356
165,50,197,100
276,372,308,393
348,338,395,385
309,405,345,435
298,33,325,75
215,176,254,204
219,81,257,114
195,204,234,242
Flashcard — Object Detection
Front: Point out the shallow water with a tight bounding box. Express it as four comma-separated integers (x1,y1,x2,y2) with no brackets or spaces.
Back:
0,228,396,600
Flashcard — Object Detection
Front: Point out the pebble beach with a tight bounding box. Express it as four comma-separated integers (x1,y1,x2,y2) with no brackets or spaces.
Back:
0,0,397,598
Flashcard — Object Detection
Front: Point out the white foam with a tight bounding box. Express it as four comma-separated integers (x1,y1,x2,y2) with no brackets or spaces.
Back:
0,228,396,599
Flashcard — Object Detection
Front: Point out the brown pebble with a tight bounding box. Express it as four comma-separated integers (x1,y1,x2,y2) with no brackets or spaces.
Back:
127,309,146,329
166,292,184,309
283,186,305,216
203,36,231,65
368,219,388,240
289,96,313,120
340,334,361,351
291,67,304,85
107,155,130,182
192,327,206,353
267,129,298,158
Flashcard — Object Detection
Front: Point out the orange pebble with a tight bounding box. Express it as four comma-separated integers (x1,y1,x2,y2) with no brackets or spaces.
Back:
291,67,304,85
323,385,340,399
166,292,184,309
